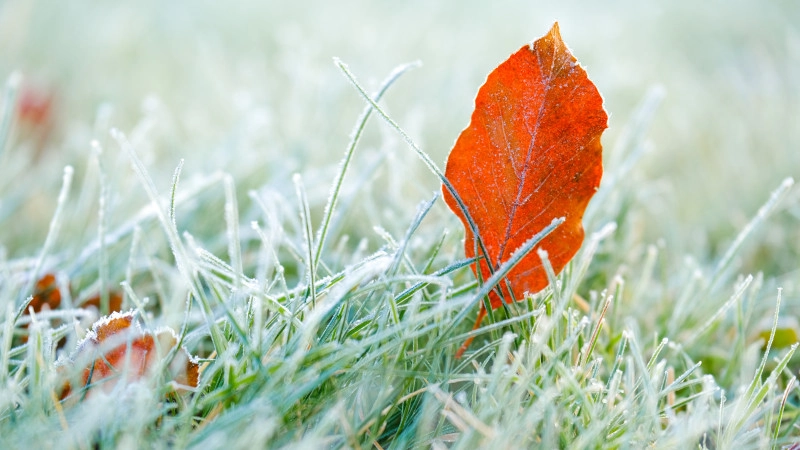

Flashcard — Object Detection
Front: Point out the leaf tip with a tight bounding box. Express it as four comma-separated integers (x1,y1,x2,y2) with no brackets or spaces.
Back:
548,21,561,38
529,22,563,51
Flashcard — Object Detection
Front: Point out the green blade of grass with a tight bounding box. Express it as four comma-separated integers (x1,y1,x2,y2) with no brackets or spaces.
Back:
313,61,420,272
113,129,228,355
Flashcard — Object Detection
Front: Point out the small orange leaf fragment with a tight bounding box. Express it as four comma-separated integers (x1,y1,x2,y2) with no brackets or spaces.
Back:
20,273,126,347
19,273,63,344
16,82,57,159
17,84,54,127
29,273,62,313
443,23,608,355
80,291,124,315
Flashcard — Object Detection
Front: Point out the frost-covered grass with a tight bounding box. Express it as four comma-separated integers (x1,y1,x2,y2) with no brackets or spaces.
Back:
2,1,800,448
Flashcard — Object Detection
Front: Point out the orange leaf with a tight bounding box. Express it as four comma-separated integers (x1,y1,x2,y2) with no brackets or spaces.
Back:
80,291,124,315
29,273,62,313
19,273,62,344
20,273,124,347
17,84,54,126
16,82,56,160
59,311,199,401
443,23,607,354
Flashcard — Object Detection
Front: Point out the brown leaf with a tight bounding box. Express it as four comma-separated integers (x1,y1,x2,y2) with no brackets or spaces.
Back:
442,23,607,355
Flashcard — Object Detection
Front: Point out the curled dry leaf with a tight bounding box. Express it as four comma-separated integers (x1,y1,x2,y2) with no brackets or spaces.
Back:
59,311,199,401
442,23,607,356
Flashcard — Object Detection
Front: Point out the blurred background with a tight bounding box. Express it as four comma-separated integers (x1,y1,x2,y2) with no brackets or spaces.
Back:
0,0,798,293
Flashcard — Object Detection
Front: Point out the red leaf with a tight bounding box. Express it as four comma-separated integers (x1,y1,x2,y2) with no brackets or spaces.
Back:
443,23,607,355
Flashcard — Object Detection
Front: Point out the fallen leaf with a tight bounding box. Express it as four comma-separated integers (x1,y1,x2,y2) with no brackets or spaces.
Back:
16,81,56,160
24,274,124,315
19,273,62,344
28,273,62,313
20,273,124,346
59,311,198,401
17,84,54,126
442,23,607,355
80,291,124,315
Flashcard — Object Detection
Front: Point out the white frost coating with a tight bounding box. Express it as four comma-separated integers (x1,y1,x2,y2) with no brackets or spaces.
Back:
141,94,161,114
90,139,102,155
591,222,617,241
325,252,392,306
586,380,605,394
667,341,682,351
6,71,22,88
76,309,139,348
13,307,94,325
153,325,179,340
296,252,393,348
185,352,200,365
